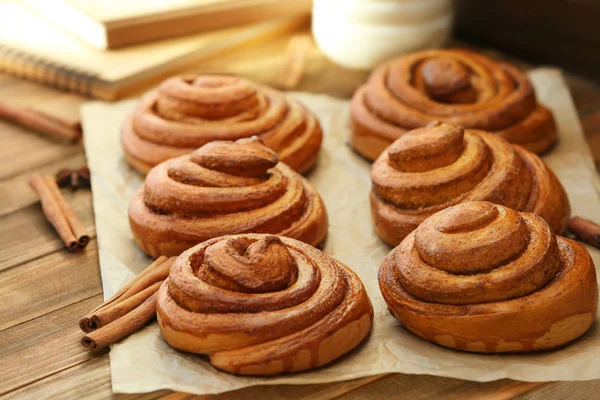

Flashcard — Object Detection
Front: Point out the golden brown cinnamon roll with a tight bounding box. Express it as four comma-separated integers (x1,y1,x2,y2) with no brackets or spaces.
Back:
379,201,598,353
371,122,570,246
157,234,374,375
129,138,328,258
122,75,322,174
351,49,557,160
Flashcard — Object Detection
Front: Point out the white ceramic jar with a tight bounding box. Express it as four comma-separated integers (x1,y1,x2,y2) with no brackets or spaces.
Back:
312,0,454,70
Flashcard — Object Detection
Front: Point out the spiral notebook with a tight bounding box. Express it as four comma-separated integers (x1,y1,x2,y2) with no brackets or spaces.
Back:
21,0,313,49
0,2,304,100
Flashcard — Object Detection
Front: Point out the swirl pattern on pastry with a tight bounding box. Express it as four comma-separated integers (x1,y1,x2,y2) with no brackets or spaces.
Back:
351,49,557,160
157,234,374,375
129,138,328,258
379,201,598,353
370,122,570,246
122,75,322,174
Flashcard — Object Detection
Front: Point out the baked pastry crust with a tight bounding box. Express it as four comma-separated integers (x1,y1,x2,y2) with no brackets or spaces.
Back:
129,138,328,258
379,201,598,353
122,75,322,174
157,234,374,375
370,122,570,246
351,49,557,160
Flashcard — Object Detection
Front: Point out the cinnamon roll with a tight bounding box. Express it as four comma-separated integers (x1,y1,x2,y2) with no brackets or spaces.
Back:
379,201,598,353
351,49,557,160
157,234,374,375
129,138,328,258
371,122,570,246
122,75,322,174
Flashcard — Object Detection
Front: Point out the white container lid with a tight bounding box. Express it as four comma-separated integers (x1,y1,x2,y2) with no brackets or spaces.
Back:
313,0,454,70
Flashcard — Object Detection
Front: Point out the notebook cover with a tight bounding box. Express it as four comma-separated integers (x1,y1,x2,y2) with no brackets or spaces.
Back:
21,0,313,49
0,2,304,99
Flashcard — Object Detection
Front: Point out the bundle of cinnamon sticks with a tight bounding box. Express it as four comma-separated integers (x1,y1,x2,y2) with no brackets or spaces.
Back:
80,256,175,350
29,174,89,252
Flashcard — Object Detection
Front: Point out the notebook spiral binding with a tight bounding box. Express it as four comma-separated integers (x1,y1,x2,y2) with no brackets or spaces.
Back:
0,44,97,97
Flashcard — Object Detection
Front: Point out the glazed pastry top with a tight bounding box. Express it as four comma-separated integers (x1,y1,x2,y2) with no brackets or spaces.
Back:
378,201,598,353
157,234,373,375
128,137,328,258
351,49,557,159
369,122,570,246
122,75,322,174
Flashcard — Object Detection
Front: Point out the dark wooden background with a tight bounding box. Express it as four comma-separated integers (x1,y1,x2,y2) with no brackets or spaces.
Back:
455,0,600,81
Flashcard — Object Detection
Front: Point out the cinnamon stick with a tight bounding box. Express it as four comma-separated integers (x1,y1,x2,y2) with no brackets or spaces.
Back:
80,256,174,332
29,174,89,251
568,216,600,249
79,256,175,349
81,293,158,351
0,101,81,142
275,34,311,90
91,281,163,331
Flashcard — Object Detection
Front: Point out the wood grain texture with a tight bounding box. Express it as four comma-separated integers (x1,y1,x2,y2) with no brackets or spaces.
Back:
1,36,600,399
159,374,389,400
515,380,600,400
332,375,545,400
0,356,114,400
0,241,102,330
0,295,104,395
0,119,81,180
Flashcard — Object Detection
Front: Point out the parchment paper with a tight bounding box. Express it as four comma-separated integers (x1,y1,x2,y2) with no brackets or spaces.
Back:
81,69,600,395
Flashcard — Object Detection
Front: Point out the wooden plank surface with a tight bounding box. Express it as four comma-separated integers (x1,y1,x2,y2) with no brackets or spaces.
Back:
0,119,82,180
1,36,599,400
0,295,105,395
0,241,102,330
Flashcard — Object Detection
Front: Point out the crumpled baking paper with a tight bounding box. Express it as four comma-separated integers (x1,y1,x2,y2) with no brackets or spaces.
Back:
81,69,600,395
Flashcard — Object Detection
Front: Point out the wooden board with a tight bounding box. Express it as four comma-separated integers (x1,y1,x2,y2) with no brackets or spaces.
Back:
1,37,600,399
0,295,105,395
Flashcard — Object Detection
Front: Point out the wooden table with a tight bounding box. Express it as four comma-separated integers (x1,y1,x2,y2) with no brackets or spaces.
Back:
2,37,600,399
